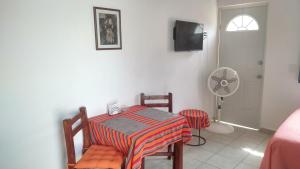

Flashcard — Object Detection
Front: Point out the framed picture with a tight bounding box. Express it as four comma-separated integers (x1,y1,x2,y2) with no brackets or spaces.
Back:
93,7,122,50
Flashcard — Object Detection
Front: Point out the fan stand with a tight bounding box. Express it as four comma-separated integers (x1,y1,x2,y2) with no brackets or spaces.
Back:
206,97,234,134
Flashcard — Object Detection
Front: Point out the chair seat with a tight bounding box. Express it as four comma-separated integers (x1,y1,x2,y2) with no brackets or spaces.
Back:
75,145,124,169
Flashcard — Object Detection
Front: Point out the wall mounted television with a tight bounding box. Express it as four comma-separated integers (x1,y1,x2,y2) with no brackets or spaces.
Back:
173,20,204,51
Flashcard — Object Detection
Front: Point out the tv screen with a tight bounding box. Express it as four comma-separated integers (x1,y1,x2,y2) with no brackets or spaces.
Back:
174,20,204,51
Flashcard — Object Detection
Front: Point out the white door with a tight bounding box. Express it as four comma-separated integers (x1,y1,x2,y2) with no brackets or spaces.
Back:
219,5,267,128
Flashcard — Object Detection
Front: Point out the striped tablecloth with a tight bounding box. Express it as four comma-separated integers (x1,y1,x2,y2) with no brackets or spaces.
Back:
89,105,192,169
179,109,210,129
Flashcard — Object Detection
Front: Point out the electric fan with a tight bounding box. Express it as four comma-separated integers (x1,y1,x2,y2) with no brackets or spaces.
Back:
207,67,240,134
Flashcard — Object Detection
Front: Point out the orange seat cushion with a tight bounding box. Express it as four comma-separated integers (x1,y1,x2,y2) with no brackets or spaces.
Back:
75,145,124,169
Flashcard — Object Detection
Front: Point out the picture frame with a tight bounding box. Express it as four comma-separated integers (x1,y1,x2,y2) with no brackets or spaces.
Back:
93,7,122,50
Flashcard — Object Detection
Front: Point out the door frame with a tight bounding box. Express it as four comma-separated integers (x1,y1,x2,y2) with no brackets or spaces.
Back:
216,2,269,129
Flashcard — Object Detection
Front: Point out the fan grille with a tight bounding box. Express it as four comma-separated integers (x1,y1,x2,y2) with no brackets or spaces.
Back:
208,67,239,97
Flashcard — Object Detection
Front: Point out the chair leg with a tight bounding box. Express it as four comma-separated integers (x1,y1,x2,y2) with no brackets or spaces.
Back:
167,144,172,160
141,157,145,169
121,159,126,169
67,164,75,169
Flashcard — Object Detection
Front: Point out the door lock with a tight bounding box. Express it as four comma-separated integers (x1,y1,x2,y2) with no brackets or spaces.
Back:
257,75,263,79
258,60,264,66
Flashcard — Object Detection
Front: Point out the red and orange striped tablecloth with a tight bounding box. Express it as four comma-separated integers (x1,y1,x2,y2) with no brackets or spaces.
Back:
89,105,192,169
179,109,210,129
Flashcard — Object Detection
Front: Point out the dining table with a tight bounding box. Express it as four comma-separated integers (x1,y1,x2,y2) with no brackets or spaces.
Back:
88,105,192,169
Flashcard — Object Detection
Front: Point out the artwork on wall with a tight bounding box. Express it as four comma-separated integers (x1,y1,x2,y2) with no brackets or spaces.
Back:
93,7,122,50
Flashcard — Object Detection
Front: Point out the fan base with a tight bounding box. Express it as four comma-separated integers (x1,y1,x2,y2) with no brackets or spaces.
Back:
206,122,234,134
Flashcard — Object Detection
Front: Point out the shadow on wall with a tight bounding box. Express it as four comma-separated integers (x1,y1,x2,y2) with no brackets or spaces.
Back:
167,18,176,52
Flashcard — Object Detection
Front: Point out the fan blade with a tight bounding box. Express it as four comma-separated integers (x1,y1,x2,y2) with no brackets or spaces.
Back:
213,84,221,92
222,69,227,79
228,78,238,83
211,76,222,82
224,86,231,93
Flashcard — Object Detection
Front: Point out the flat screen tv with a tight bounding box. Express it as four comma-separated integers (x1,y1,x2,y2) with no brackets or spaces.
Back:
173,20,204,51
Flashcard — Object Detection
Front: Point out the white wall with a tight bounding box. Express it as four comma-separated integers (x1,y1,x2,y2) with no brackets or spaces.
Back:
218,0,300,130
0,0,218,169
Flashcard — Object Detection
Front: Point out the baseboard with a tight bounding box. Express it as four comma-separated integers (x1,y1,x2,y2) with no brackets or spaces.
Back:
260,128,275,135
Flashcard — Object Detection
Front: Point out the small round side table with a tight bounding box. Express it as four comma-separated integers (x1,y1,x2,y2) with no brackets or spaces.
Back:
179,109,210,146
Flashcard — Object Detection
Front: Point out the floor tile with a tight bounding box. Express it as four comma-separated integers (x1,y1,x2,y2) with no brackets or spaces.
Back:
184,147,214,162
200,140,226,153
230,137,260,149
206,154,241,169
235,162,259,169
184,158,204,169
238,135,265,145
258,137,271,147
145,127,271,169
217,146,249,161
242,154,263,168
207,134,236,145
184,144,194,152
145,159,170,169
197,163,221,169
255,144,268,153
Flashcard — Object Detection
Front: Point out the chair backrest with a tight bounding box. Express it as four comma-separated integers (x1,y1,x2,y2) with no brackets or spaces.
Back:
63,107,91,167
140,93,173,113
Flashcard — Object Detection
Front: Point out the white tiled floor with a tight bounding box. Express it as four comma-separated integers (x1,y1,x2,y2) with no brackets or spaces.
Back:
145,127,272,169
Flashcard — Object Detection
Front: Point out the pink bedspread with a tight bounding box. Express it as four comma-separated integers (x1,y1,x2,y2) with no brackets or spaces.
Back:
260,109,300,169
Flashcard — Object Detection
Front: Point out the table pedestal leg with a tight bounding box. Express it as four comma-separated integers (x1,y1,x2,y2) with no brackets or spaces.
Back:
186,128,206,146
173,140,183,169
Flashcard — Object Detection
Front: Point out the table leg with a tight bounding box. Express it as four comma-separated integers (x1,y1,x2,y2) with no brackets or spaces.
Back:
186,128,206,146
173,140,183,169
141,158,145,169
198,129,201,144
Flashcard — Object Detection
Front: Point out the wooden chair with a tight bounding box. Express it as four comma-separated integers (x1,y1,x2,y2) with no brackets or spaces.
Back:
63,107,125,169
140,92,173,161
